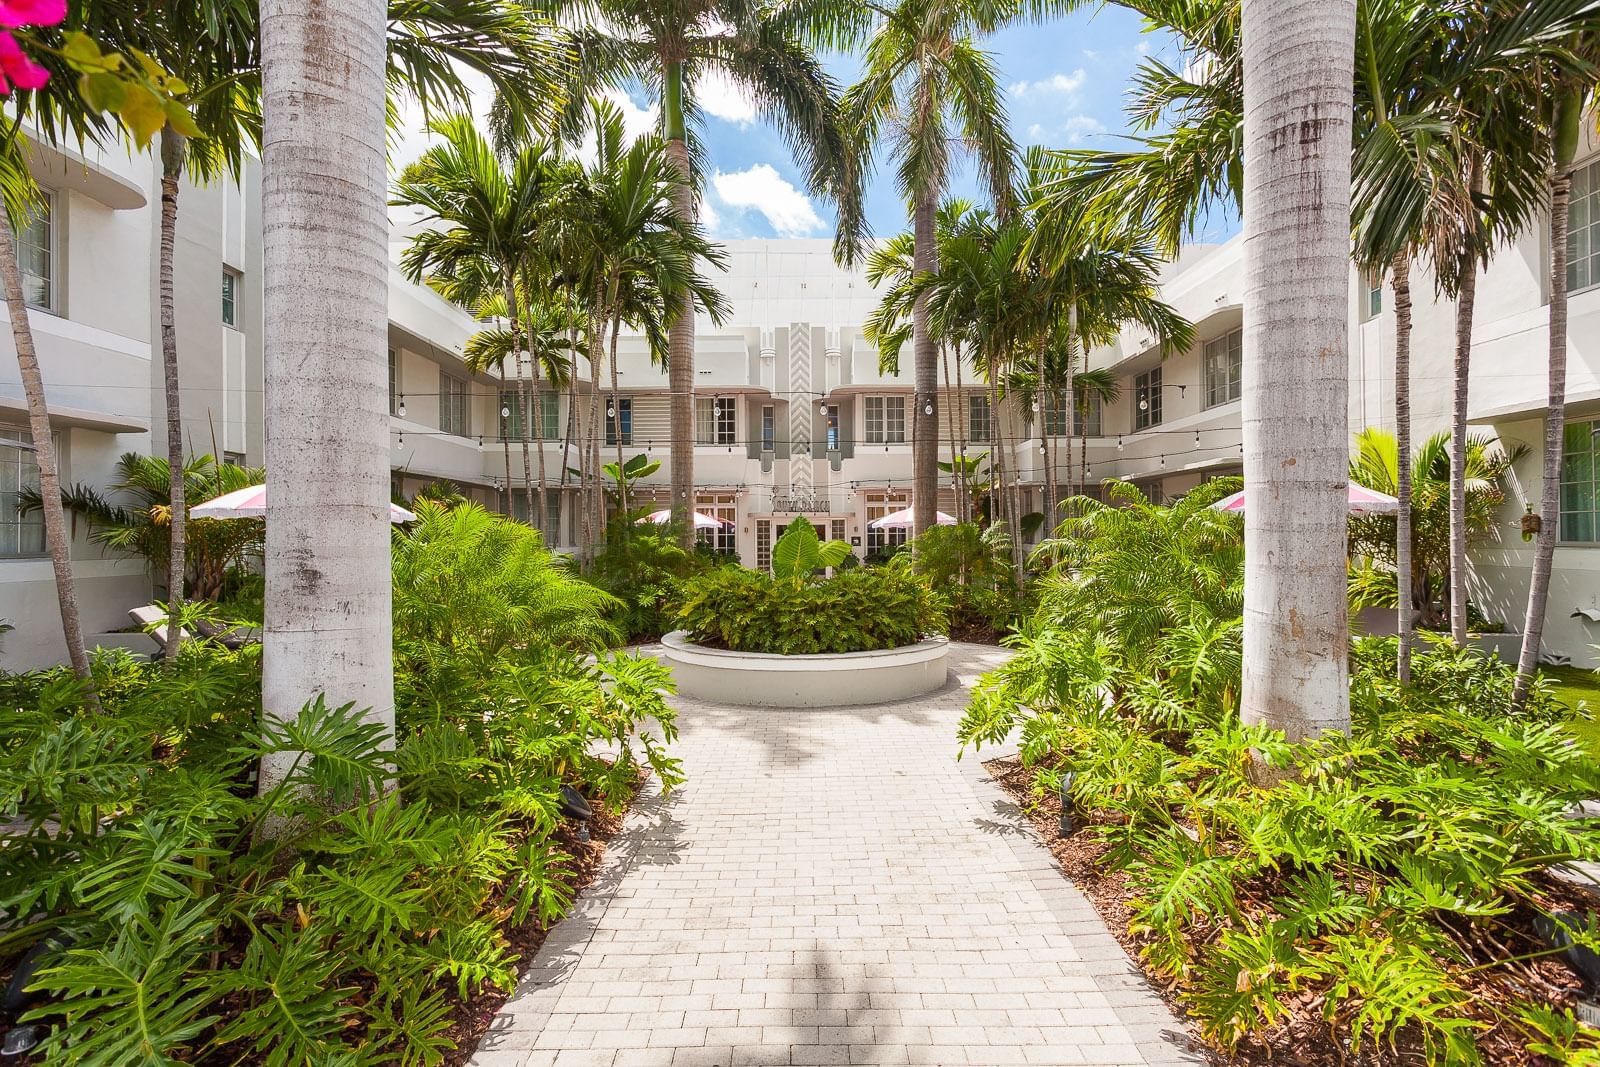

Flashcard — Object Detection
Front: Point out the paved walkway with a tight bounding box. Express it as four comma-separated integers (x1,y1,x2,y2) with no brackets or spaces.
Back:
471,643,1202,1067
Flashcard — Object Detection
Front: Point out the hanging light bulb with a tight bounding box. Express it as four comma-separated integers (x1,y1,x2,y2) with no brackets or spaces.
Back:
396,433,404,450
1117,436,1124,451
606,400,616,419
397,396,407,417
501,405,511,418
1195,431,1201,445
923,400,934,416
1138,397,1149,412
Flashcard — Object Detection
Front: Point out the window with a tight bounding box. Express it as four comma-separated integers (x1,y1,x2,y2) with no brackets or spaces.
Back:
1203,329,1242,408
865,490,910,555
1073,394,1102,437
865,396,906,444
16,191,53,311
1362,270,1382,320
826,405,840,451
222,450,246,467
756,519,771,572
1043,389,1070,437
695,396,735,444
696,492,737,554
221,268,241,327
511,489,563,539
831,518,845,542
967,395,992,443
1134,367,1163,430
388,348,399,416
501,390,559,441
439,372,469,436
1570,158,1600,293
761,405,775,451
606,396,632,446
0,427,44,557
1562,419,1600,542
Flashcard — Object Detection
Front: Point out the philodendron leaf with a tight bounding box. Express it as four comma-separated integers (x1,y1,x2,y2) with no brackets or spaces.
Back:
817,540,852,569
771,517,819,579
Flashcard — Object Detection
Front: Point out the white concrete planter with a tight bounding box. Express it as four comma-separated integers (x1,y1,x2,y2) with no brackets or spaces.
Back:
660,631,950,708
1465,632,1522,662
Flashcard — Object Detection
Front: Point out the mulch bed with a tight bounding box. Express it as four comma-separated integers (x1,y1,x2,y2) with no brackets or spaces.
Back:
441,775,638,1065
984,755,1597,1066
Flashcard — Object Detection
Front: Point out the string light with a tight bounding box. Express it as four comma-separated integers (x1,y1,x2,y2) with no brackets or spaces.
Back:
397,396,407,417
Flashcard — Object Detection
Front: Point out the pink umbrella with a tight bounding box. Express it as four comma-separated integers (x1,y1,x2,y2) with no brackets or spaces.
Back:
1210,483,1399,515
869,507,957,529
637,508,730,530
191,484,418,524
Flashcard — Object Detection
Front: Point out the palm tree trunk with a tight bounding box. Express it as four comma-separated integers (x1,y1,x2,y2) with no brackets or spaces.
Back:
1239,0,1355,743
1448,248,1478,645
1392,250,1415,684
0,207,93,689
530,353,549,540
663,61,695,551
585,303,605,563
1515,103,1582,706
942,343,958,523
504,281,535,527
259,0,393,797
609,305,625,515
911,190,939,538
1448,156,1484,646
1078,389,1089,502
986,357,1021,582
500,363,512,514
954,342,968,522
158,125,187,660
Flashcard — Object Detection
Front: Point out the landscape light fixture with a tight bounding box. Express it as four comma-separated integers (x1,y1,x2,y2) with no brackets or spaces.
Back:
1058,770,1076,836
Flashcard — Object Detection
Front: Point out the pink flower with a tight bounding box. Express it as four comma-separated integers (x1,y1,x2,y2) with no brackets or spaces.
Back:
0,31,49,95
0,0,65,29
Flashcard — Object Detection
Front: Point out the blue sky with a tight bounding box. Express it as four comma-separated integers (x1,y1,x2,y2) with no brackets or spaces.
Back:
393,7,1240,246
683,5,1234,244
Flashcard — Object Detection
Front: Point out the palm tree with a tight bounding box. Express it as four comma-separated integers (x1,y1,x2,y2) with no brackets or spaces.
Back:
1237,0,1357,741
1514,56,1596,705
538,0,851,548
394,116,569,530
258,0,394,795
556,98,728,563
838,0,1028,539
1071,368,1121,497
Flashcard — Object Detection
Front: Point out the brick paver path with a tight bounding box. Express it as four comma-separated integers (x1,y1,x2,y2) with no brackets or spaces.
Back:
471,643,1202,1067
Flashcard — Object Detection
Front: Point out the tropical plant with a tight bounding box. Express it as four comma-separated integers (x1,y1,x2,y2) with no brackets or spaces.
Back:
770,515,851,581
537,0,850,548
1348,427,1520,631
673,558,945,655
554,97,728,563
837,0,1034,538
961,480,1600,1062
23,452,265,604
907,521,1017,640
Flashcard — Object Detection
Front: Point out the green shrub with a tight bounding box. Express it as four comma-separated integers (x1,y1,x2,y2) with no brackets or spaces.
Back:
0,503,681,1065
908,522,1020,638
673,560,946,654
960,481,1600,1063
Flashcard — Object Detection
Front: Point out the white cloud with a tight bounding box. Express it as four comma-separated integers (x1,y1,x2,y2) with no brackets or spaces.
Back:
711,164,822,237
696,68,758,126
1026,123,1045,140
1062,115,1106,143
1008,70,1087,99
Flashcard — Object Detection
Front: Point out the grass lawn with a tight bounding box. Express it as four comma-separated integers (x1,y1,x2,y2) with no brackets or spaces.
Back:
1542,664,1600,760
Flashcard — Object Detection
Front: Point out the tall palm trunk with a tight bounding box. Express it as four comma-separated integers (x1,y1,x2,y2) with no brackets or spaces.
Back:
1039,342,1054,524
259,0,393,796
1239,0,1355,742
986,356,1021,581
530,352,550,540
954,342,968,521
503,281,535,528
1515,98,1583,706
942,344,958,522
609,305,625,514
0,207,93,688
499,363,512,514
158,125,187,659
911,191,939,537
663,61,695,550
1078,387,1089,502
584,302,605,563
1448,157,1484,645
1392,250,1415,683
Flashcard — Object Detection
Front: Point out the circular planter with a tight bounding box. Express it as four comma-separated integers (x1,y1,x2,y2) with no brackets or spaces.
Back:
660,630,950,708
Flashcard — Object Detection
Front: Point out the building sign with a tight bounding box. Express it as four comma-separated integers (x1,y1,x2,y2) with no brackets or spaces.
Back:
772,491,828,513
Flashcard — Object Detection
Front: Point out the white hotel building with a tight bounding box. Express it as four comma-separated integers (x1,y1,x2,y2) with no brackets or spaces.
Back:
6,129,1600,669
